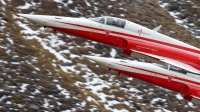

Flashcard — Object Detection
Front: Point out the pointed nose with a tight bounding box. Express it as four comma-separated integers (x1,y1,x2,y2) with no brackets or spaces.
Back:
18,14,42,24
84,55,108,66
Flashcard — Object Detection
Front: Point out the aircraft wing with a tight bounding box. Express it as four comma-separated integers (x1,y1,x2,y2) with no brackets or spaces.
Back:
130,49,200,74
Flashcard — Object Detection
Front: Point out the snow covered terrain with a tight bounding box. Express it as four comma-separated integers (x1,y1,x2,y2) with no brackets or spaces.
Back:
0,0,199,111
159,0,200,38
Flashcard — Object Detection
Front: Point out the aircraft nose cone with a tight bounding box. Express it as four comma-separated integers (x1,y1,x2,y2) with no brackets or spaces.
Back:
84,55,108,66
18,14,42,24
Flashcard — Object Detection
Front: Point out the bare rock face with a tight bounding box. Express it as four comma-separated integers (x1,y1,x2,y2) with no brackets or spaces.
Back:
0,0,199,111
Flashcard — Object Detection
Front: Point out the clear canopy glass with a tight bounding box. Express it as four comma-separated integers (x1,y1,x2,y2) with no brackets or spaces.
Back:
89,16,126,28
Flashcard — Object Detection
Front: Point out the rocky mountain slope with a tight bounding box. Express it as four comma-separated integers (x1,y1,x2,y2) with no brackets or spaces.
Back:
0,0,199,111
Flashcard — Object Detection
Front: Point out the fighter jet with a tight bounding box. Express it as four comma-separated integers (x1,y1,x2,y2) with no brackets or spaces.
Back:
85,55,200,104
18,14,200,74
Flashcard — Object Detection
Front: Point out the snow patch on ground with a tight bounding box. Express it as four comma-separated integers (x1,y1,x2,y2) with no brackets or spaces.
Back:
17,20,79,76
110,48,117,57
0,0,6,5
16,21,39,35
84,0,91,7
175,94,183,100
17,2,32,9
158,1,200,38
19,84,29,92
56,84,70,98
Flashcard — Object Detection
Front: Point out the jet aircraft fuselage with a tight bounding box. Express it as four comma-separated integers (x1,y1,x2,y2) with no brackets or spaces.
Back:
18,14,200,74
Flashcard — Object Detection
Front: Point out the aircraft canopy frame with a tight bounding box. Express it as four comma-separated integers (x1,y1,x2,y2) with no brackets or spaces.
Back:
89,16,126,28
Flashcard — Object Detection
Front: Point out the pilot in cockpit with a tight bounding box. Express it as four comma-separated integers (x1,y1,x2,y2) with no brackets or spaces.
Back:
117,21,122,27
112,19,117,26
99,17,105,24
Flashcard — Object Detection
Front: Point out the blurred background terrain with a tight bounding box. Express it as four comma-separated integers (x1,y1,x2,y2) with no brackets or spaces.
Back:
0,0,200,111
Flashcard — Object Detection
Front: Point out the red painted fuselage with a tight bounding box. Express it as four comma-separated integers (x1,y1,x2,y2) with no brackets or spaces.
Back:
48,22,200,72
18,14,200,73
85,56,200,104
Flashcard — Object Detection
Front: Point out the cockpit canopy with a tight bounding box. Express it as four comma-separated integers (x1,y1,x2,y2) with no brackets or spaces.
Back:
89,16,126,28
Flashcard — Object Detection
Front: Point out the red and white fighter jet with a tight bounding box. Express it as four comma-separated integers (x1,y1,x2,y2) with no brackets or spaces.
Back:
85,55,200,104
18,14,200,104
18,14,200,74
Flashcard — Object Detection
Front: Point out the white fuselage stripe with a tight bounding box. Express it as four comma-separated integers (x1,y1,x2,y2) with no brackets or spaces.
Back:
51,21,200,56
110,62,200,88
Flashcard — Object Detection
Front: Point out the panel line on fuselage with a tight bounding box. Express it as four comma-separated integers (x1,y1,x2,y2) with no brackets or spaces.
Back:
113,62,200,88
50,19,200,57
